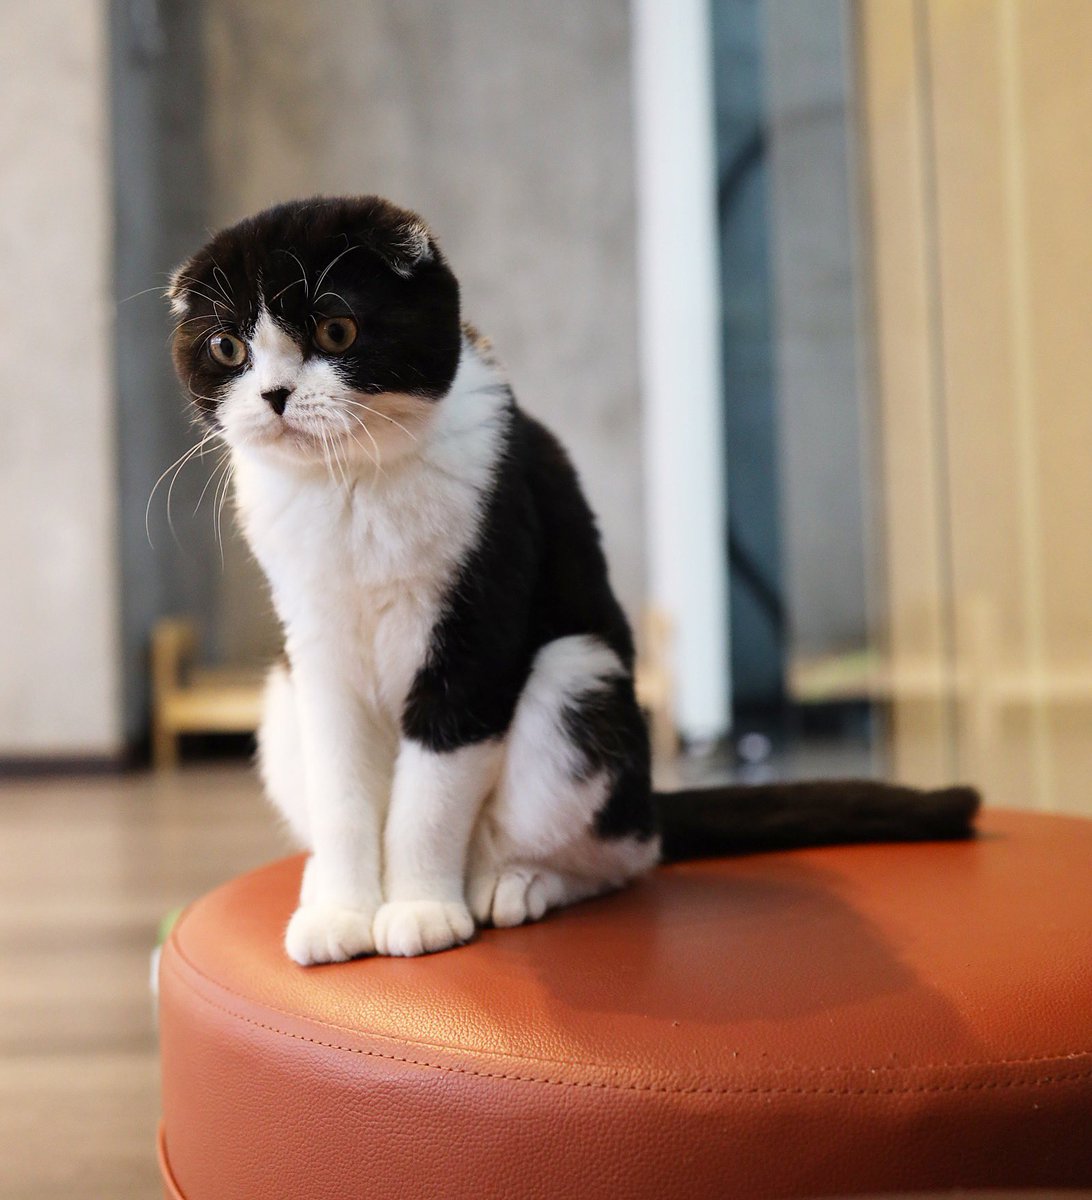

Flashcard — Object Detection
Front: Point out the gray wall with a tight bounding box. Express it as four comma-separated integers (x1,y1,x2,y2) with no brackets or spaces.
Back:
0,3,122,755
199,0,645,664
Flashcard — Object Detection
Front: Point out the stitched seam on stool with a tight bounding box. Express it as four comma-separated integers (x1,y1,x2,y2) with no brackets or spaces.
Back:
167,923,1092,1076
163,952,1092,1096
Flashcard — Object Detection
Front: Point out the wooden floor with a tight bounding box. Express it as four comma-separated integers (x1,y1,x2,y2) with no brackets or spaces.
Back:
0,765,286,1200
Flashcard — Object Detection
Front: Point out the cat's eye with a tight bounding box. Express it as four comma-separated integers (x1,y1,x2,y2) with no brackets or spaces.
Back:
207,332,247,368
314,316,358,354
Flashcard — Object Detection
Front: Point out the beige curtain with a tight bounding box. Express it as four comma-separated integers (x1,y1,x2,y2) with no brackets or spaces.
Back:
858,0,1092,814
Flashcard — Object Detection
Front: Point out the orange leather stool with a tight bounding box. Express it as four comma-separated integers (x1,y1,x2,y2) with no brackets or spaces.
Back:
158,810,1092,1199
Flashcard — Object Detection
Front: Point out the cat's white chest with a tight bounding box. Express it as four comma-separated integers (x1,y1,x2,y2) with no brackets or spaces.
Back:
231,361,509,720
234,456,475,717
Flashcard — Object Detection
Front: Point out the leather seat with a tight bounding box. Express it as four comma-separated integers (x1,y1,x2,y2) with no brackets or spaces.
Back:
157,809,1092,1199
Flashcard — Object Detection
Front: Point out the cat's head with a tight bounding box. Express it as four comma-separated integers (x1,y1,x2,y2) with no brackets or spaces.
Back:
168,196,461,468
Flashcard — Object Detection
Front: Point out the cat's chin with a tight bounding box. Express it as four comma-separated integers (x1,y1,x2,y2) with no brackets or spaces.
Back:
226,423,329,468
228,422,300,450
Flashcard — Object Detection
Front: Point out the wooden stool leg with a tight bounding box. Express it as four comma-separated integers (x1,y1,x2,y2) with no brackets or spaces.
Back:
150,618,197,772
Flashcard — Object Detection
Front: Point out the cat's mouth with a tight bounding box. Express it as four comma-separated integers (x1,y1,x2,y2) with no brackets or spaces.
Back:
228,416,327,456
227,390,429,466
237,413,377,464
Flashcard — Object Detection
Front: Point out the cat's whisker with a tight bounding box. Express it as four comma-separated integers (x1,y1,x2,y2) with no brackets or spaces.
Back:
171,312,219,335
341,427,383,491
314,289,353,313
268,277,305,306
168,289,229,328
175,273,218,292
317,419,350,494
272,249,310,301
317,425,336,484
330,439,351,495
211,261,236,307
326,429,353,497
174,279,234,315
194,448,232,514
118,283,172,305
342,410,385,478
210,300,233,329
168,304,223,336
213,459,236,568
166,438,214,546
332,433,354,498
166,309,222,347
175,276,227,304
145,429,222,549
342,398,419,443
184,366,224,410
314,243,361,295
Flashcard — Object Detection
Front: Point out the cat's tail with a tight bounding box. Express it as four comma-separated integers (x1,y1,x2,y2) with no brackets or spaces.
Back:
653,779,980,863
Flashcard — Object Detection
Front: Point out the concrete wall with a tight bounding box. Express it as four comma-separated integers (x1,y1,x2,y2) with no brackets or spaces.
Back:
0,3,123,755
111,0,220,742
0,1,646,753
199,0,645,662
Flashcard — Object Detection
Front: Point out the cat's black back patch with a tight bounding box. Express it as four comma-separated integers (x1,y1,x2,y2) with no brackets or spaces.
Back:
402,406,655,842
401,395,538,752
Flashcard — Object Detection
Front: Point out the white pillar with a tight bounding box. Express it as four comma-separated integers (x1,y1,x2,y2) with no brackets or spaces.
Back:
632,0,730,742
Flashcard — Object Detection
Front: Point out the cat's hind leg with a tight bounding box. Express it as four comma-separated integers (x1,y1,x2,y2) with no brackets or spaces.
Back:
467,855,613,929
467,635,660,929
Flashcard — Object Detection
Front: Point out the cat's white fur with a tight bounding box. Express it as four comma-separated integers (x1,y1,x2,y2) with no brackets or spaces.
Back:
226,316,658,961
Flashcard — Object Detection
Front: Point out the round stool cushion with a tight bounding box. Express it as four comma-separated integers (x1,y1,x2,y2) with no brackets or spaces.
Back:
158,810,1092,1199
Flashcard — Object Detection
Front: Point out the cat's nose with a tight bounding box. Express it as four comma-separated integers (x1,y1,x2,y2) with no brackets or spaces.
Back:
262,387,292,416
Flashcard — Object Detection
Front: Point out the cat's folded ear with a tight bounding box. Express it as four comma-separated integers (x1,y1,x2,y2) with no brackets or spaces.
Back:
366,215,435,279
166,259,195,319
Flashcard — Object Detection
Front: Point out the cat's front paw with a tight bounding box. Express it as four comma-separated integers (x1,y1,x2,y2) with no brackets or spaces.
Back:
285,903,377,965
372,900,475,957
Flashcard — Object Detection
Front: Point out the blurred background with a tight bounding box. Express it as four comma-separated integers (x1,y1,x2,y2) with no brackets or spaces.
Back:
4,0,1090,810
1,0,1091,1193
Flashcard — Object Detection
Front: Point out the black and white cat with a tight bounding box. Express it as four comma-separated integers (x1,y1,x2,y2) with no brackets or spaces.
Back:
168,195,977,964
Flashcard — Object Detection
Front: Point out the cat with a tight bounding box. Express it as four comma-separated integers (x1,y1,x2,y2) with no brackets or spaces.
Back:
168,195,978,964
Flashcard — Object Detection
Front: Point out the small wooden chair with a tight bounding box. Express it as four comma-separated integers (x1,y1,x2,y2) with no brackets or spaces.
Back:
150,618,265,769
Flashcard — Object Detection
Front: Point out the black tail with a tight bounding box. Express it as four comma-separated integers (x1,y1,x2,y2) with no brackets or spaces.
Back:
655,779,980,863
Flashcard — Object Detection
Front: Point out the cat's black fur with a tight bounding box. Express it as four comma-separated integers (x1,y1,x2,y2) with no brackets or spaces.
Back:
403,408,634,750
